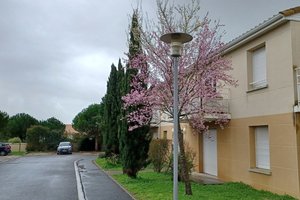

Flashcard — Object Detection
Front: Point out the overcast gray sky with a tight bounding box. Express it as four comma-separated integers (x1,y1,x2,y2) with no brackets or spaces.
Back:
0,0,299,124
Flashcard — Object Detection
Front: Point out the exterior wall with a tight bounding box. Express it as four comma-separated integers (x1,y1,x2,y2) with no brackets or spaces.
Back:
158,122,201,172
182,124,201,172
159,123,174,140
218,21,300,198
218,113,299,198
291,21,300,69
229,22,295,119
160,113,300,198
291,21,300,101
150,127,159,139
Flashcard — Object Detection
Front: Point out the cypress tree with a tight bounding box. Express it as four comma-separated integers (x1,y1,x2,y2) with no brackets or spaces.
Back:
103,64,120,155
119,10,152,178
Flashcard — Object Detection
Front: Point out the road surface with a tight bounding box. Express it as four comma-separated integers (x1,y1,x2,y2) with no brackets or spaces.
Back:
0,154,86,200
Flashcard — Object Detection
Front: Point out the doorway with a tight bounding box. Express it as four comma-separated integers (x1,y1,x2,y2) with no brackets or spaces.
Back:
203,129,218,176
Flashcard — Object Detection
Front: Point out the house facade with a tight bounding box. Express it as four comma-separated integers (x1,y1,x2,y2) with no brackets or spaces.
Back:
155,7,300,198
64,124,79,139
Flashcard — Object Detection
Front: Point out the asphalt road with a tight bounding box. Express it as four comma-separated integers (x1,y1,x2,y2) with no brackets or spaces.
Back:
0,154,90,200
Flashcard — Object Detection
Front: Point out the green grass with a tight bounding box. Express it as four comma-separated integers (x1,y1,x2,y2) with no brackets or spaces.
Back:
95,158,295,200
10,151,26,156
95,158,122,171
113,172,295,200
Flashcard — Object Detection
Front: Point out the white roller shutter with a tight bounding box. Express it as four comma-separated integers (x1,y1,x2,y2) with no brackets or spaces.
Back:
255,126,270,169
251,47,267,88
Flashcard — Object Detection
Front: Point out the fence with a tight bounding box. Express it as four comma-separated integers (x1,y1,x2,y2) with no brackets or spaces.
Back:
9,143,27,152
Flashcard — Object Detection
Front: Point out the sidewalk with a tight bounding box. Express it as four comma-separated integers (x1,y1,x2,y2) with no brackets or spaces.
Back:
0,155,20,163
76,157,134,200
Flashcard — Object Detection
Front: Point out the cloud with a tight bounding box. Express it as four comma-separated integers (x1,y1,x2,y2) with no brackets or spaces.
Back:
0,0,135,123
0,0,298,123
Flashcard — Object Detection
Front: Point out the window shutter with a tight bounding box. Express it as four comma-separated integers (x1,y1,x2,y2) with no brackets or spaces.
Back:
252,47,267,88
255,126,270,169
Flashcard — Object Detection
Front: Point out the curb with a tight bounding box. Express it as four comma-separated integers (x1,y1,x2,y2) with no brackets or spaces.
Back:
92,160,136,200
74,159,86,200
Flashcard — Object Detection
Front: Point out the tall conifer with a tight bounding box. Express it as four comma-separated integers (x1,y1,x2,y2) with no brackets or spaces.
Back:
119,10,151,178
103,64,120,155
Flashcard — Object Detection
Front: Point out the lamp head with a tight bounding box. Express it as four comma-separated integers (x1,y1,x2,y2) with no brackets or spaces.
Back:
160,32,193,57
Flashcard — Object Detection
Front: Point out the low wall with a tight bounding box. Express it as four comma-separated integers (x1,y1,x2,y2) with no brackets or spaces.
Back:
9,143,27,152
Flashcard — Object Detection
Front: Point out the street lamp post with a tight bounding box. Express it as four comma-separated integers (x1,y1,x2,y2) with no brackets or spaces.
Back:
160,32,192,200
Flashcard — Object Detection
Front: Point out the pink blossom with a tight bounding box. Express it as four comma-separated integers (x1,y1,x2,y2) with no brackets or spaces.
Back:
123,16,237,133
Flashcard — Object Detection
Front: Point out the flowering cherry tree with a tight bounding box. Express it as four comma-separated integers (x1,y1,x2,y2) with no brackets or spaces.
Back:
122,0,237,195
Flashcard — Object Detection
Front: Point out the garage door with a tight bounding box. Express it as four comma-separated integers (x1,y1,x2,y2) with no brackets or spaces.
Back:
203,129,218,176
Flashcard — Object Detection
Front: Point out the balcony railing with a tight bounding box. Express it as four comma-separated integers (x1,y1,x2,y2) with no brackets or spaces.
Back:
294,67,300,112
150,88,231,125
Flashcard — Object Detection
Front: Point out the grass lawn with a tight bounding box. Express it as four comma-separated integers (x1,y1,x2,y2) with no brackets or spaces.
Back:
10,151,26,156
95,158,296,200
95,157,122,171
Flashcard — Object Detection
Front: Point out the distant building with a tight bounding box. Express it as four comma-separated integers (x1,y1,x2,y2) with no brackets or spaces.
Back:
64,124,80,139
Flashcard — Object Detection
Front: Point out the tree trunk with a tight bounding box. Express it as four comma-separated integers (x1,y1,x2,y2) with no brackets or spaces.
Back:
178,123,193,195
95,134,98,151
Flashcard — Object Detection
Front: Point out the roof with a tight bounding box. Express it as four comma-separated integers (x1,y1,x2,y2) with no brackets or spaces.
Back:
223,6,300,54
280,7,300,16
64,124,79,134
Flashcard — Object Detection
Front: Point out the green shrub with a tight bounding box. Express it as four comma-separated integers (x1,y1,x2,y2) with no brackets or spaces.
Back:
98,152,106,158
167,143,196,181
26,125,50,151
26,125,63,151
106,153,120,165
148,139,171,173
8,137,22,143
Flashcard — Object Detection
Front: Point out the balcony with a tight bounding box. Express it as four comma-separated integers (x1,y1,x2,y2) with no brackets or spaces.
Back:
294,67,300,113
202,97,231,120
151,88,231,125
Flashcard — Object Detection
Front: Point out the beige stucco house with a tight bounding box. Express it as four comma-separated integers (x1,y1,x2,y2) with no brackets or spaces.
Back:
64,124,79,139
153,7,300,198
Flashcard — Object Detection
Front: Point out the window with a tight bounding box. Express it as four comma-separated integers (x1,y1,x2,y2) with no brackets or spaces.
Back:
248,46,267,90
250,126,270,172
163,131,167,139
295,67,300,105
255,126,270,169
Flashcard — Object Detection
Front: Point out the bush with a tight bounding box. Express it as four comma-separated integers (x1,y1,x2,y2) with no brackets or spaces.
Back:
181,143,196,177
45,129,64,150
26,125,63,151
148,139,171,173
98,152,106,158
26,125,50,151
167,143,196,181
106,153,120,165
8,137,22,143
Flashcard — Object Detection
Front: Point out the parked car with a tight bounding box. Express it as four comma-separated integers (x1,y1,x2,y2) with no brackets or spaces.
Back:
0,142,11,156
57,142,72,155
5,143,11,153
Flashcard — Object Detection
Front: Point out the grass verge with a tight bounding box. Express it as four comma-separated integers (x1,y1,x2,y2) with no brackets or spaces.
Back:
10,151,26,156
95,157,122,171
95,158,295,200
